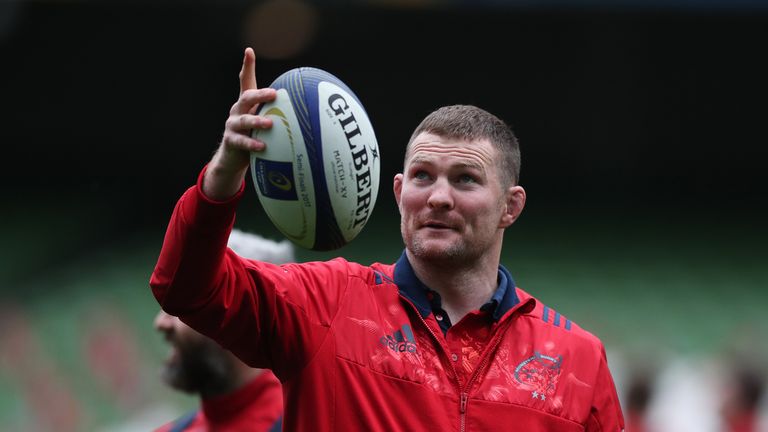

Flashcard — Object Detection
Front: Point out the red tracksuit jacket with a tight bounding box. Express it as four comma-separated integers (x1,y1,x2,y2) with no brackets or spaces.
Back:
151,177,625,431
154,371,283,432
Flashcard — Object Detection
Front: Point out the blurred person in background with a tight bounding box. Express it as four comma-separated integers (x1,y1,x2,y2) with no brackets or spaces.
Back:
624,368,655,432
721,360,766,432
154,229,292,432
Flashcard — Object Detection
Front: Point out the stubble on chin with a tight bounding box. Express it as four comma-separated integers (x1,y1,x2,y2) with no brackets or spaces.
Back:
407,231,468,267
161,359,195,393
160,343,233,395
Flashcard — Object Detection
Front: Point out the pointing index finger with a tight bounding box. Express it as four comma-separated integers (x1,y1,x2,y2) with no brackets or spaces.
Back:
238,47,258,95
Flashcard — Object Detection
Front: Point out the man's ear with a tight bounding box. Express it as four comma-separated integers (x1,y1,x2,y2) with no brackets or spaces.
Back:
393,173,404,213
499,185,526,228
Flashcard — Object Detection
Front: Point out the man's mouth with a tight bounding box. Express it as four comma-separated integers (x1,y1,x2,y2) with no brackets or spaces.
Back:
162,338,180,363
422,220,453,230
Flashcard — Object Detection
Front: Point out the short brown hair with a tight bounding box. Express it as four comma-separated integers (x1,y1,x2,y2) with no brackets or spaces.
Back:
405,105,521,186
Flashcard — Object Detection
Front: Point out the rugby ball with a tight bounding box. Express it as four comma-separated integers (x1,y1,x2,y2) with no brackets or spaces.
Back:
250,67,380,251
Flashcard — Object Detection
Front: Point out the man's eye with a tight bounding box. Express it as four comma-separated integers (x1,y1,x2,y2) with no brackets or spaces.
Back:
414,171,430,180
458,174,476,184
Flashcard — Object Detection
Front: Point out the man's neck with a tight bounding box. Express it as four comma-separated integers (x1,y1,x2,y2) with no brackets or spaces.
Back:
407,250,501,325
199,366,263,400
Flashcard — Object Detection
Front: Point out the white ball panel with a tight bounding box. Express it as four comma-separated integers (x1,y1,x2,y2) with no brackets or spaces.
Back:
317,81,380,242
251,89,316,249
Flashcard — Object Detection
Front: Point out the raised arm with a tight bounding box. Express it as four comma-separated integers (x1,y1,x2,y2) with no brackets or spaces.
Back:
151,47,277,334
151,49,350,377
203,47,276,201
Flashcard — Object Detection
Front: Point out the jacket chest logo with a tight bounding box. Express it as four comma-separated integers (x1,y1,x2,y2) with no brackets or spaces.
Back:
514,351,563,400
379,324,418,354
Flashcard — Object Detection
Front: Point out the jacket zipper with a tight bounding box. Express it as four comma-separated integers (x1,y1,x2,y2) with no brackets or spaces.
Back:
400,295,517,432
460,392,468,432
399,296,467,430
459,317,512,432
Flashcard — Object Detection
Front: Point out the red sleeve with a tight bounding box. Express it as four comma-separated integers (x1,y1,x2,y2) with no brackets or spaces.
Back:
150,166,242,315
585,346,626,431
149,167,350,379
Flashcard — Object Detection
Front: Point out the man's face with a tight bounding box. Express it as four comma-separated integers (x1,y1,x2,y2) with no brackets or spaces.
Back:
394,133,519,266
154,311,232,394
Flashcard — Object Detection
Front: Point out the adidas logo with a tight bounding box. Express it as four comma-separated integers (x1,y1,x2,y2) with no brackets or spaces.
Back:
379,324,418,354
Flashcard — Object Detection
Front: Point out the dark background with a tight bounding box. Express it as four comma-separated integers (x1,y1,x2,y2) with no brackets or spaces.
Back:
0,1,766,429
3,1,767,256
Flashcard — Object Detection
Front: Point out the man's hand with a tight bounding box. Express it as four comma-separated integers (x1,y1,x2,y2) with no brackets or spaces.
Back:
203,47,277,201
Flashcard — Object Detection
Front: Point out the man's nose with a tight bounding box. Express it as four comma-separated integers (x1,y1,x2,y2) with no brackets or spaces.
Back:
427,179,454,210
153,310,174,331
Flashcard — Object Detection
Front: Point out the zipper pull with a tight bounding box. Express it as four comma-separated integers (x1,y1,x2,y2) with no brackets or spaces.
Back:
460,393,468,414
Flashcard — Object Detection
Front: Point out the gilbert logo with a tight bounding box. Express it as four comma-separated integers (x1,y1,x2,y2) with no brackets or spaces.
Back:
380,324,418,354
327,93,374,229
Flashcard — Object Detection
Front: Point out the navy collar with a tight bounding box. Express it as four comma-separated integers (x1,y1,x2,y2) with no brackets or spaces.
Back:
393,251,520,321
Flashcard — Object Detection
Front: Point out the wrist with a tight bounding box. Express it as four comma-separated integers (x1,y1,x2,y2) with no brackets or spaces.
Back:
202,153,249,201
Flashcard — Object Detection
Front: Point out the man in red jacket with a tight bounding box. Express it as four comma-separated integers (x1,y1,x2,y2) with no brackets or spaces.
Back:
154,229,291,432
151,48,625,431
